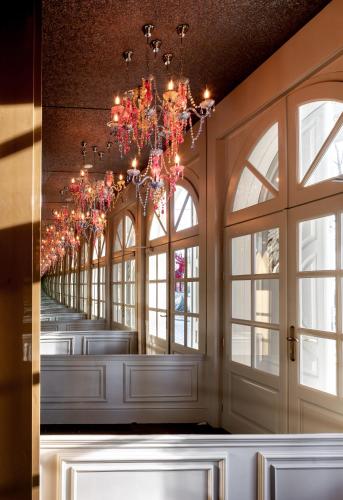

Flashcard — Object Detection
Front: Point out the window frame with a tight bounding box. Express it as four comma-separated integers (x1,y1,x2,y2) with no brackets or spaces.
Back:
287,82,343,208
225,100,287,227
111,211,137,330
91,233,106,319
146,178,203,353
79,240,90,315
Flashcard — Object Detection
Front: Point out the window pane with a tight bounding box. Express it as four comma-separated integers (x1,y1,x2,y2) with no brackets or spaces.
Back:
175,250,185,279
174,185,187,223
148,283,156,308
248,123,279,188
187,316,199,349
157,253,167,280
125,259,135,281
299,215,336,271
174,315,184,345
174,186,198,231
175,282,185,312
114,220,123,251
299,100,343,181
100,234,106,257
187,246,199,278
157,282,167,310
254,228,279,274
113,263,121,282
125,306,135,328
254,279,279,324
232,280,251,320
232,235,251,275
112,283,121,303
125,284,135,305
300,335,336,395
148,310,157,336
149,212,167,240
149,255,156,280
125,216,136,248
299,277,336,332
187,282,199,314
233,166,274,212
232,323,251,366
306,122,343,186
157,313,167,340
254,328,279,375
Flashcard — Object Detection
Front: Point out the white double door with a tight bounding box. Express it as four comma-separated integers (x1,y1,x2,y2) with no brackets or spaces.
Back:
223,193,343,433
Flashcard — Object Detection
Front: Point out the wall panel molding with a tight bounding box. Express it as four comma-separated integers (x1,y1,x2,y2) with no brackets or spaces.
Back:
41,434,343,500
258,451,343,500
123,361,198,403
41,354,205,424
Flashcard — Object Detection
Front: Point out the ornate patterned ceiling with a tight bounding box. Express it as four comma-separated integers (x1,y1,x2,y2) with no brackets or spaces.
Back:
42,0,331,218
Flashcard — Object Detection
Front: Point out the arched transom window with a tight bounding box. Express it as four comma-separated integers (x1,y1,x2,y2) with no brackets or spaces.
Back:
298,100,343,186
232,123,279,212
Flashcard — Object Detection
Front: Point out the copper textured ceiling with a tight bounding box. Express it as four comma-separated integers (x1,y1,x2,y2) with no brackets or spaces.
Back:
42,0,331,218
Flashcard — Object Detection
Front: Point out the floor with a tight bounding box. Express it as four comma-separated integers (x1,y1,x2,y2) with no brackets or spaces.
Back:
41,423,229,434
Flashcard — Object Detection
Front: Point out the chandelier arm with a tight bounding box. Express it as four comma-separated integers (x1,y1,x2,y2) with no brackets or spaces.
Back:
186,106,211,120
130,174,154,187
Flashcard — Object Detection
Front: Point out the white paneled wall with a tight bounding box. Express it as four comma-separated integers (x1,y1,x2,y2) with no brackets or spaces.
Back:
41,434,343,500
40,330,138,355
41,354,206,424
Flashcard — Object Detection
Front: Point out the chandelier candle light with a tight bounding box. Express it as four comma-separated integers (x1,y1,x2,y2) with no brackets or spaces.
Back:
107,23,214,214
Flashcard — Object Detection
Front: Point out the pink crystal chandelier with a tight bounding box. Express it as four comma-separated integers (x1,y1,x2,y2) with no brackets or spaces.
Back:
62,141,126,217
107,23,215,214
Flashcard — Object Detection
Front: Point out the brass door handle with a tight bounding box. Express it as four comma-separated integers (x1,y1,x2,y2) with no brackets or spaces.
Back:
287,325,298,362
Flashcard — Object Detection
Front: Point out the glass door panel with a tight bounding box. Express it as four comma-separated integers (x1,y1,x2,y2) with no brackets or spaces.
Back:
146,248,168,354
223,212,287,434
288,194,343,432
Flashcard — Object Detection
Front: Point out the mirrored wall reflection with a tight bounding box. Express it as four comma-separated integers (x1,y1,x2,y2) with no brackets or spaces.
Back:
148,252,168,341
173,246,200,349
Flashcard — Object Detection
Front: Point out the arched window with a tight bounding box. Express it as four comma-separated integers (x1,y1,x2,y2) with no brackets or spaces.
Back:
91,233,106,319
63,253,70,306
112,213,136,329
69,247,77,309
57,258,63,303
287,83,343,207
149,202,168,241
232,123,279,212
146,182,201,354
79,240,89,314
173,185,198,231
298,101,343,186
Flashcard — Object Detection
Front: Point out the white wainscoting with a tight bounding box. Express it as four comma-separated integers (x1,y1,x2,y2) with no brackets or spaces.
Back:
40,434,343,500
40,312,86,322
41,330,138,355
41,354,206,424
40,319,106,332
